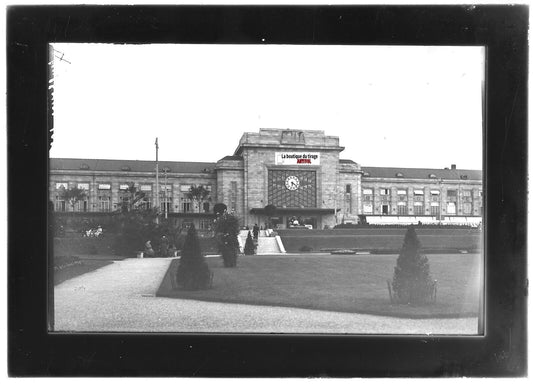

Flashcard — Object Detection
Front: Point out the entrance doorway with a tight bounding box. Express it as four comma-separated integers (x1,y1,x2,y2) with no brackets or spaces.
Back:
287,216,317,229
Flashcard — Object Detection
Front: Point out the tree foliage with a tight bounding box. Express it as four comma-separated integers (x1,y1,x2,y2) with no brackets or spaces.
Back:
264,204,277,228
244,231,256,255
176,224,212,290
214,203,228,216
61,186,87,210
118,183,146,213
391,226,434,305
187,185,210,213
215,211,240,267
111,210,178,256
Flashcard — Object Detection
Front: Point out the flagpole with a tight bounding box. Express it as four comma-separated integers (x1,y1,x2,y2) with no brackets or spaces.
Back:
155,137,160,224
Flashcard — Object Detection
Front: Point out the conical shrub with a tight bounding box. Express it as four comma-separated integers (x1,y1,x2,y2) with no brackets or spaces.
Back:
244,231,256,255
392,226,434,304
176,224,212,290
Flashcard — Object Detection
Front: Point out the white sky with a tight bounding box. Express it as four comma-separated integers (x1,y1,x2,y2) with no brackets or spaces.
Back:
50,43,484,169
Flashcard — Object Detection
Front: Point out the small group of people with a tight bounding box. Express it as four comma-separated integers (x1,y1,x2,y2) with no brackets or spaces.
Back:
83,225,103,238
144,235,175,258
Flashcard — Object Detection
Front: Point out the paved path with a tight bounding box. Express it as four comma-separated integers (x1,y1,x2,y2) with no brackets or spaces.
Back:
54,258,478,334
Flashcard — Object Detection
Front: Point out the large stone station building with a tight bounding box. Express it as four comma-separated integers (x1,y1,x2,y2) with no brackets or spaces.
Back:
50,128,483,229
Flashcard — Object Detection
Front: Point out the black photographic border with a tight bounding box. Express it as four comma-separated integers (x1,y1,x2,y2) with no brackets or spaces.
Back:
7,5,527,377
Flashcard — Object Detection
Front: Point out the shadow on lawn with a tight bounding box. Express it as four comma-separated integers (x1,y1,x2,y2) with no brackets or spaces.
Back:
156,255,481,319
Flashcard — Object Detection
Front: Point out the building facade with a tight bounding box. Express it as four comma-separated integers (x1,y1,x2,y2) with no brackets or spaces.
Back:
50,129,482,228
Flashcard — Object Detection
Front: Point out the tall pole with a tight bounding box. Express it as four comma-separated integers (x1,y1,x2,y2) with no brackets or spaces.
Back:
155,137,160,224
164,169,168,219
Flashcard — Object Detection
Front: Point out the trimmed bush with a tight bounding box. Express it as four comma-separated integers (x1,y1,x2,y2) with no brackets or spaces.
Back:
391,226,434,305
215,212,240,267
244,231,256,255
176,224,212,290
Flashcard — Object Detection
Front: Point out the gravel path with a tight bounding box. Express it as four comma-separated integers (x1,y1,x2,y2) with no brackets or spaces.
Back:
54,258,478,334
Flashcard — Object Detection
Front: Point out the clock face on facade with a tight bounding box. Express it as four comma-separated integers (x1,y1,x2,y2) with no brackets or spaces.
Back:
268,170,316,208
285,176,300,190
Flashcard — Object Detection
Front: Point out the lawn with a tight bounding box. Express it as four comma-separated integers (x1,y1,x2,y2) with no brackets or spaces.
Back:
157,253,482,318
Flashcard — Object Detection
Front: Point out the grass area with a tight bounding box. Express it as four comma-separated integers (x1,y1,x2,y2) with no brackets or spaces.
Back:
279,228,482,253
157,253,482,318
54,257,113,285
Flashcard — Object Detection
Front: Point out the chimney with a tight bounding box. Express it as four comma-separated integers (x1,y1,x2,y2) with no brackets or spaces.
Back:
451,164,456,170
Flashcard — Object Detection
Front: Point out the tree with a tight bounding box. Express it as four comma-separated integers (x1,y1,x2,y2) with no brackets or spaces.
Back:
264,204,277,229
391,226,434,305
61,186,87,211
214,203,227,216
176,224,212,290
118,183,146,212
215,211,240,267
187,185,210,213
244,231,256,255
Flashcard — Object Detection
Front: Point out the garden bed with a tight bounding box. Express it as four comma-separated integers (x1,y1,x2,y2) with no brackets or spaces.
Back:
157,253,482,319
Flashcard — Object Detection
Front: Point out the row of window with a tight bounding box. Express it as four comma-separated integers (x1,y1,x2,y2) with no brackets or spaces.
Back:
55,182,212,192
363,201,474,216
362,188,481,197
54,195,211,213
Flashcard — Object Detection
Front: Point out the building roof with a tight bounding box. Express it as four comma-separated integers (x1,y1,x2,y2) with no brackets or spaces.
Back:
361,166,482,181
219,155,243,161
50,158,217,174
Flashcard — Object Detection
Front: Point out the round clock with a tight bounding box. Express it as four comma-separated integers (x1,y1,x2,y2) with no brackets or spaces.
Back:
285,175,300,190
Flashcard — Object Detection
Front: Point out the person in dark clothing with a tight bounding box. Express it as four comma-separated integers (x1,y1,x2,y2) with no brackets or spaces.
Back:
253,223,259,240
160,235,169,257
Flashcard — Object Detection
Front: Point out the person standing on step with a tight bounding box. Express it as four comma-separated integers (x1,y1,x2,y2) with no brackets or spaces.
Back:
253,223,259,240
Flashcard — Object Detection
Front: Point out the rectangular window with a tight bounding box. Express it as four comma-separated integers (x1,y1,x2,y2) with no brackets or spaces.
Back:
77,183,89,190
430,202,439,216
447,190,457,197
140,184,152,192
397,202,407,215
99,196,110,212
463,203,472,215
447,202,457,214
345,184,351,194
76,199,89,212
230,181,237,212
180,185,191,192
182,200,191,213
98,183,111,190
199,219,212,231
414,202,424,215
203,202,210,213
55,196,66,212
55,182,68,190
363,189,373,195
414,189,424,195
160,184,172,192
430,190,440,195
463,190,472,197
119,184,129,191
161,197,172,214
140,197,151,210
396,189,407,195
363,203,373,214
380,188,390,195
381,204,389,215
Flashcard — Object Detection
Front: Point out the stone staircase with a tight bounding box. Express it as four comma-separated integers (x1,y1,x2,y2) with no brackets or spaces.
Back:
257,237,282,254
239,229,286,255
